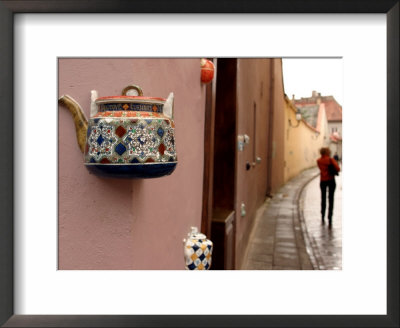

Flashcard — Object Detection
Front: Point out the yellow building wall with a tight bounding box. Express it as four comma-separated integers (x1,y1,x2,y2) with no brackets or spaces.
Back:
284,96,327,182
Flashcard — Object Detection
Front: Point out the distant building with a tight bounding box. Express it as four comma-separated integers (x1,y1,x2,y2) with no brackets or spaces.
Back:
293,91,342,160
284,95,329,181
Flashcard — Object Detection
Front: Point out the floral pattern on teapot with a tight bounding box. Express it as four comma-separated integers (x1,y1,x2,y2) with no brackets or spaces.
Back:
85,118,176,164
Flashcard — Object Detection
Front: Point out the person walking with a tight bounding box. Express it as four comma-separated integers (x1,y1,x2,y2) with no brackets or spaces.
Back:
317,147,341,228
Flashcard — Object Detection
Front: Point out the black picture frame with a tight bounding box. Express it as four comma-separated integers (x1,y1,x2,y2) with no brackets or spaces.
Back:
0,1,398,327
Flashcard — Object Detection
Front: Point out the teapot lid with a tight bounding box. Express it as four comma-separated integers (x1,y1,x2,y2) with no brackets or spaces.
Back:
95,85,166,104
188,227,207,240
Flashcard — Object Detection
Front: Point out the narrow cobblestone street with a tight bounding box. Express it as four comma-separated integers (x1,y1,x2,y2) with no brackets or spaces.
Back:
242,166,342,270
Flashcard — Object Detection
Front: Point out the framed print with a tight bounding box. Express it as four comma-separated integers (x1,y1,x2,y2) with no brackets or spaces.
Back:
0,1,398,327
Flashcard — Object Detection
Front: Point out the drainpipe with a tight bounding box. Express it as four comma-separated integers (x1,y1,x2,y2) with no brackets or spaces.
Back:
266,59,275,197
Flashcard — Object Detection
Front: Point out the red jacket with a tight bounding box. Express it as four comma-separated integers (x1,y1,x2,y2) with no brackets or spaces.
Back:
317,155,341,181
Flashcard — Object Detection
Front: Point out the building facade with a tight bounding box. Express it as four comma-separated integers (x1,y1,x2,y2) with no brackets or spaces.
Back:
293,91,342,159
58,58,298,270
202,59,286,270
283,96,329,182
58,58,207,269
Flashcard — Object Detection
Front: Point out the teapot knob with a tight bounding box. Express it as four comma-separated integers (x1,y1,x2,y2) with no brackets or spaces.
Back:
121,85,143,96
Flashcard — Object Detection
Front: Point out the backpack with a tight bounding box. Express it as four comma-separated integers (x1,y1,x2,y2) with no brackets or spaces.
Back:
328,158,339,176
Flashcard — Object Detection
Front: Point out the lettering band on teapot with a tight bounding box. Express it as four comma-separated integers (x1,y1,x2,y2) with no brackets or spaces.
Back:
98,103,164,113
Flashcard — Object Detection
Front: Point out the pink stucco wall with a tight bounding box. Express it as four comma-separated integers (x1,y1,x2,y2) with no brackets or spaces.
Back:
58,59,206,269
234,59,285,268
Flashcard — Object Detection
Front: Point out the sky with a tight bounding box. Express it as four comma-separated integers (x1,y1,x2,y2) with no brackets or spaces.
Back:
282,58,343,106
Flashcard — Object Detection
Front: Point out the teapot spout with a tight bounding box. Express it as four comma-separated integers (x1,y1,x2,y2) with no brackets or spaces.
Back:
58,95,88,153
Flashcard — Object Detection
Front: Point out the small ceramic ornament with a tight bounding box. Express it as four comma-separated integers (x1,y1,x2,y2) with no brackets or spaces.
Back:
183,227,213,270
59,85,177,179
200,58,215,84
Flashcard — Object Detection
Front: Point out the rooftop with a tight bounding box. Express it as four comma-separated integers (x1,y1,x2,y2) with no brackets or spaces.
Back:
293,91,342,122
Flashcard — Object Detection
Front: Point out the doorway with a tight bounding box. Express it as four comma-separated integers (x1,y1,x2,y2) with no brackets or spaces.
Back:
201,58,237,270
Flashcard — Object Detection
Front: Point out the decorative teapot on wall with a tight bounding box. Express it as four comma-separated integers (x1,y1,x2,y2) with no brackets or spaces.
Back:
59,85,177,178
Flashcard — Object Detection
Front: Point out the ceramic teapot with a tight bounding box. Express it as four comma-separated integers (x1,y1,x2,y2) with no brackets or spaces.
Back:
59,85,177,178
183,227,213,270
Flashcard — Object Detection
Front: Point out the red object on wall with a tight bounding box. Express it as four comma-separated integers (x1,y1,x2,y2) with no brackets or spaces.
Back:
201,58,215,84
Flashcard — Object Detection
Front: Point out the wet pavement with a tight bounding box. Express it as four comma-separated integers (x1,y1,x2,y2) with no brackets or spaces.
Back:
242,166,342,270
301,169,342,270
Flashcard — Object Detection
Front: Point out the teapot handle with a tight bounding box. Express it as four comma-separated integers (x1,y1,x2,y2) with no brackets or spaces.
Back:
121,85,144,96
